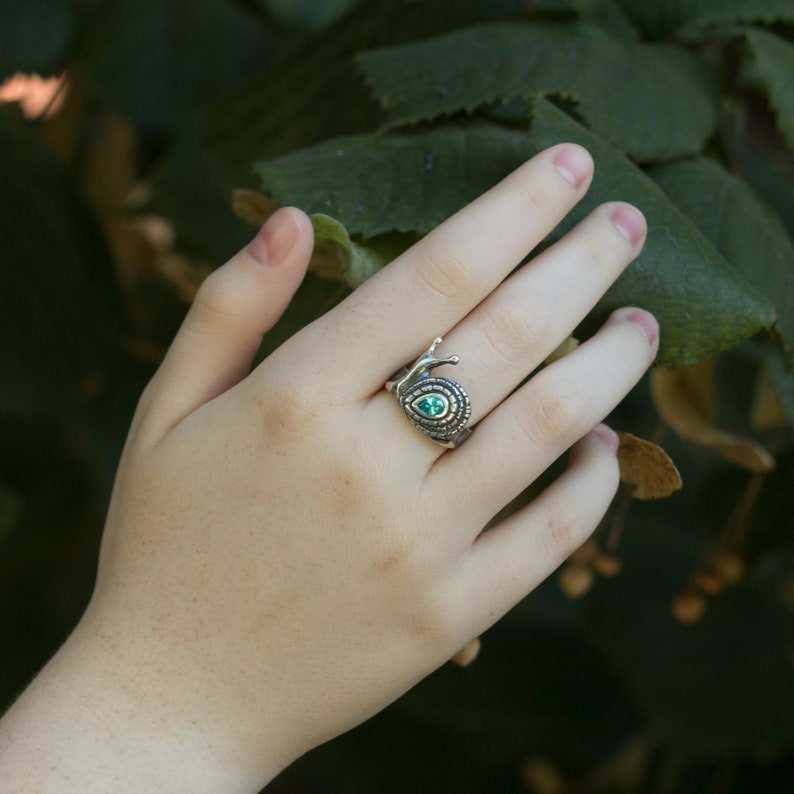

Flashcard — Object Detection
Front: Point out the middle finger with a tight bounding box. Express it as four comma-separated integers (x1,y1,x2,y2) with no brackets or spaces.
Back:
299,143,595,394
441,200,647,425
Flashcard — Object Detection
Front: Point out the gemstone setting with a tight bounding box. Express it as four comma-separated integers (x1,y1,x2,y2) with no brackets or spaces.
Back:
397,375,471,446
385,337,472,448
413,394,449,418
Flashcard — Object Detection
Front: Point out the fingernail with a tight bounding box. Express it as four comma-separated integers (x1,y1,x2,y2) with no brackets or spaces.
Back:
610,204,646,245
246,209,299,267
553,144,592,188
593,423,619,454
616,307,659,347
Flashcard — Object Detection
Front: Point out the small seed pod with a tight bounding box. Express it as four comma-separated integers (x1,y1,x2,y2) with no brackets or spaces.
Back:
592,551,623,577
671,588,707,624
558,563,595,599
712,551,747,585
693,568,724,595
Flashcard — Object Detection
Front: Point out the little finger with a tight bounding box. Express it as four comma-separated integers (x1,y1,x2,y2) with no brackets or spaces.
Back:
452,425,620,636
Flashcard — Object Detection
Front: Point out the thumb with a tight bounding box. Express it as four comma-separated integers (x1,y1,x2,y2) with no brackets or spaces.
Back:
136,207,314,444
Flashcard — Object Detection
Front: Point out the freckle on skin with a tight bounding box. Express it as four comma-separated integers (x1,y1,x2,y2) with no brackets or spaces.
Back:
375,554,400,574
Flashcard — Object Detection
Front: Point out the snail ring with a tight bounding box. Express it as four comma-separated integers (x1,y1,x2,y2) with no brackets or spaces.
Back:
385,338,472,448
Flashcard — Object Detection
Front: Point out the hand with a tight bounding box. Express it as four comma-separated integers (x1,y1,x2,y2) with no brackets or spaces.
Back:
0,144,657,793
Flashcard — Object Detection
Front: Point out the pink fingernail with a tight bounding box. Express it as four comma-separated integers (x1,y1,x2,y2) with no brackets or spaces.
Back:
617,307,659,347
593,423,619,454
610,204,646,245
247,209,299,267
553,144,592,188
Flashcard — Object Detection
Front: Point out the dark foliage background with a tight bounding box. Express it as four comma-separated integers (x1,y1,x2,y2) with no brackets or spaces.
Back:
1,1,793,791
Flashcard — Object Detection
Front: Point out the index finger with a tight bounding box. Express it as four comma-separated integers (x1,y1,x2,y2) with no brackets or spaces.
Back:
301,143,594,395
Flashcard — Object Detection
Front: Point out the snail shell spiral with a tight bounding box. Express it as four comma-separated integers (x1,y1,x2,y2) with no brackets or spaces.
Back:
397,376,472,446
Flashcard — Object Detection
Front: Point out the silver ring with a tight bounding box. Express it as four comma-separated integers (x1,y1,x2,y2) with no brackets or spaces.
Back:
385,338,472,449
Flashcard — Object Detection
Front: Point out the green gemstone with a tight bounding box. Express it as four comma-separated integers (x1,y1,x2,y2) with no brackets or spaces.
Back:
415,394,447,418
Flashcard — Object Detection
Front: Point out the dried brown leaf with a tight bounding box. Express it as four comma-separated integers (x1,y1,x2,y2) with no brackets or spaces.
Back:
718,439,775,471
752,360,789,430
653,355,717,421
155,252,213,304
105,216,211,307
651,363,775,472
127,215,176,251
617,432,682,500
82,115,139,213
232,188,279,226
520,757,566,794
104,219,157,283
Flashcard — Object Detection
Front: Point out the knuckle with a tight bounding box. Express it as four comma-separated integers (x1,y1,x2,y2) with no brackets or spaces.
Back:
516,181,559,222
582,234,613,277
405,587,459,650
581,206,632,274
257,377,324,445
372,538,459,650
524,379,579,452
187,268,240,333
415,246,478,307
326,454,384,515
541,502,579,561
481,297,540,364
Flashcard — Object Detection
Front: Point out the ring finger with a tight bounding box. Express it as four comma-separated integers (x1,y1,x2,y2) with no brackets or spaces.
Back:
426,306,659,532
445,200,646,425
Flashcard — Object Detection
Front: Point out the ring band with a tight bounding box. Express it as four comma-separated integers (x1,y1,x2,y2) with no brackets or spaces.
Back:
385,338,472,448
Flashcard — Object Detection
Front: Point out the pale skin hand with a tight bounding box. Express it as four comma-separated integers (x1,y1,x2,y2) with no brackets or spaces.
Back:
0,144,658,793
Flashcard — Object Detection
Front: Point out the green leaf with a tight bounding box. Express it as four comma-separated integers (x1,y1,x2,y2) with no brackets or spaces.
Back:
744,29,794,155
0,0,76,80
0,109,123,412
682,0,794,26
614,0,684,37
617,0,794,37
767,345,794,425
77,0,272,134
255,0,360,30
650,157,794,366
206,0,527,184
530,99,775,367
357,22,719,161
310,214,391,288
590,512,794,758
731,142,794,243
255,124,537,238
154,121,257,263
